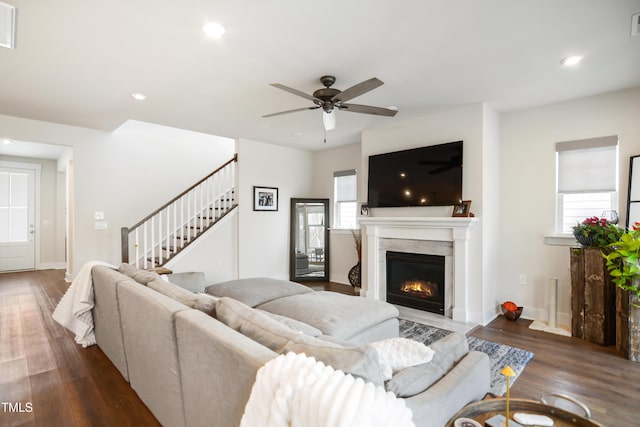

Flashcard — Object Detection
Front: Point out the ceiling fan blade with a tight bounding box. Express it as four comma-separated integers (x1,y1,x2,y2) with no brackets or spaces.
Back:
270,83,320,102
331,77,384,103
339,103,398,117
262,106,320,118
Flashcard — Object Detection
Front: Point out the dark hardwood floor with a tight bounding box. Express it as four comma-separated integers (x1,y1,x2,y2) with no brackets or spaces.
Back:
0,269,160,427
2,270,639,426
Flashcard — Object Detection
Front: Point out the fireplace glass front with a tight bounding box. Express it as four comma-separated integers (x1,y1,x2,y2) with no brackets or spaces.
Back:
386,251,445,314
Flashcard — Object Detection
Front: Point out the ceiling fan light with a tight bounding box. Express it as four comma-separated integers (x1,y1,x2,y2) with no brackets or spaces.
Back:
323,111,336,131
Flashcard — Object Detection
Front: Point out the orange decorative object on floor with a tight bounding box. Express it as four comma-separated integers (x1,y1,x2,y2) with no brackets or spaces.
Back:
502,301,517,312
501,301,523,321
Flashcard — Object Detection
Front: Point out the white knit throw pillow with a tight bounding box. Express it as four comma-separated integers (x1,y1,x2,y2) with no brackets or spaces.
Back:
369,337,435,381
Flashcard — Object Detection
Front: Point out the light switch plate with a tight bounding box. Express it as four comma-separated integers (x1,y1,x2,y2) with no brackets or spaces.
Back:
94,221,108,230
94,211,105,220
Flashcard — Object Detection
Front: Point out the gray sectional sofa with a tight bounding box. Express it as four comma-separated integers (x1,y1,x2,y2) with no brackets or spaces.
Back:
91,264,490,427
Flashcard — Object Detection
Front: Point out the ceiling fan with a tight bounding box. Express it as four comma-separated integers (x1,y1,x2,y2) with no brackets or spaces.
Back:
263,75,398,131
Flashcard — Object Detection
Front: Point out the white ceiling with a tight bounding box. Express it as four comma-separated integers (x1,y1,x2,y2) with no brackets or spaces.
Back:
1,0,639,152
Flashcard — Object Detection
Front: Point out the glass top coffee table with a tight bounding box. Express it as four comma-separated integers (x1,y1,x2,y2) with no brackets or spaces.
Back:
445,398,604,427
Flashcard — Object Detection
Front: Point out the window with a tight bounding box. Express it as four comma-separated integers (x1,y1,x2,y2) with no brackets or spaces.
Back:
333,169,357,229
556,136,618,233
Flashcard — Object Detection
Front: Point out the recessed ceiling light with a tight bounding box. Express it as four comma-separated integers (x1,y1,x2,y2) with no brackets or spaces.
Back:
131,93,147,101
2,138,11,145
561,55,583,66
203,22,225,39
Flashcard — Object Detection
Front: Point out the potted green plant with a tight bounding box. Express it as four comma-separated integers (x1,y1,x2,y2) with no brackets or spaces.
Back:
603,221,640,362
572,216,624,249
603,222,640,300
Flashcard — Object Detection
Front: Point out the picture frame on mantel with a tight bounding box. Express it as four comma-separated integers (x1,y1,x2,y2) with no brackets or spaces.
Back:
253,186,278,211
452,200,472,217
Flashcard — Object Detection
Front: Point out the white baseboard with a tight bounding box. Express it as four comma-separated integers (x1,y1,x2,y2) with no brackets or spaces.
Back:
329,274,349,285
37,262,67,270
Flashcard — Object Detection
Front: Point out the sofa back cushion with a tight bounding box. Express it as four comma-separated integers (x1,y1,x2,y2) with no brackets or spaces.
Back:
161,272,207,293
91,266,131,381
148,278,216,317
117,280,188,427
175,309,277,427
205,277,312,307
118,263,160,285
216,297,384,385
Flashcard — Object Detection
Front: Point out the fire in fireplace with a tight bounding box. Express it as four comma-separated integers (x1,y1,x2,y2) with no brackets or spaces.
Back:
386,251,445,314
400,279,439,298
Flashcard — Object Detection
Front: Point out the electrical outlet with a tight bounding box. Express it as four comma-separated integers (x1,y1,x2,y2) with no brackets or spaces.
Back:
519,274,527,286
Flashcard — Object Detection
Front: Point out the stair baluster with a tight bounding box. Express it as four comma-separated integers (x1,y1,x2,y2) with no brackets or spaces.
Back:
121,154,238,268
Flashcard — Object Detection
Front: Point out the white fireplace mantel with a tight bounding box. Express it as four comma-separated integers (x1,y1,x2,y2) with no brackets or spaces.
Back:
359,216,478,322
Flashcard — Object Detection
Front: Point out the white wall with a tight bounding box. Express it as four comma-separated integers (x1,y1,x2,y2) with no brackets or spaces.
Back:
480,105,501,322
237,138,314,280
313,143,362,284
165,211,238,285
360,104,496,324
0,114,235,276
499,88,640,326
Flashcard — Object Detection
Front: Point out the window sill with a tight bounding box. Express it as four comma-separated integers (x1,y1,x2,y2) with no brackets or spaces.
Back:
544,234,578,246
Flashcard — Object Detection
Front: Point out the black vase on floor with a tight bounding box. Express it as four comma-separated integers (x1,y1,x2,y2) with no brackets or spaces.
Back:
348,262,361,287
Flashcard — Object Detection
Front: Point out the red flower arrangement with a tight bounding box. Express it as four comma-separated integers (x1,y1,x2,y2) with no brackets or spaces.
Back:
572,216,623,249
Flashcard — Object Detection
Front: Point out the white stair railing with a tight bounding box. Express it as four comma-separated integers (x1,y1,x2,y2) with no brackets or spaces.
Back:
122,154,237,269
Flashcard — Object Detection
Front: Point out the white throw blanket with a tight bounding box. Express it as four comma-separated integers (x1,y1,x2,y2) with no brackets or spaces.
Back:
52,261,116,347
241,352,415,427
369,337,434,380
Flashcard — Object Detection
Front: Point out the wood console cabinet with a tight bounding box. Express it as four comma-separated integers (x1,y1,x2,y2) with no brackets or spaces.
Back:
570,247,616,346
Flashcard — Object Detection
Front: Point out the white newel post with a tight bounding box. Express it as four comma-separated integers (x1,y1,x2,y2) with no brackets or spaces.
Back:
360,217,477,322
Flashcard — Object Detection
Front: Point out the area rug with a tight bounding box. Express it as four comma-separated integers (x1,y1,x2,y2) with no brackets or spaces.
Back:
399,319,534,396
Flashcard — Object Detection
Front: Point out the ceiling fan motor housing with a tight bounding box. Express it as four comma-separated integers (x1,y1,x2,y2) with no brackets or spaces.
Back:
313,75,341,113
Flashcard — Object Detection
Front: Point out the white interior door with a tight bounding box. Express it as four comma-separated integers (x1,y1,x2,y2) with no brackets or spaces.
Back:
0,167,36,271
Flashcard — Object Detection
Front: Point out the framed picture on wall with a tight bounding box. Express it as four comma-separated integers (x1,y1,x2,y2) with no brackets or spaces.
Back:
253,186,278,211
452,200,472,217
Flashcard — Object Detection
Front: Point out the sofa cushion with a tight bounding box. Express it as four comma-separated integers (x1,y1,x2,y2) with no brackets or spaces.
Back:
205,277,312,307
148,278,216,317
257,291,399,340
385,332,469,397
118,263,160,285
216,297,384,385
161,272,207,293
256,310,323,337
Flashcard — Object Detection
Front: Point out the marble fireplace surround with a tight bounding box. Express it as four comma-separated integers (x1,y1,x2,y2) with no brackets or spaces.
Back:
359,217,478,323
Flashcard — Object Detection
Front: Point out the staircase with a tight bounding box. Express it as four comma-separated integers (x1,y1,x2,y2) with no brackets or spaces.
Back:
121,154,238,269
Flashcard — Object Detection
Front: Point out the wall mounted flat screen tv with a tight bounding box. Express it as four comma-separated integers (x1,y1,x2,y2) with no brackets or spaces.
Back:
367,141,463,208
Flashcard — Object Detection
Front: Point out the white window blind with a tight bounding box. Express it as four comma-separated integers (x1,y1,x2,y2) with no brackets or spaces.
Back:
334,169,357,229
556,136,618,233
556,136,617,193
